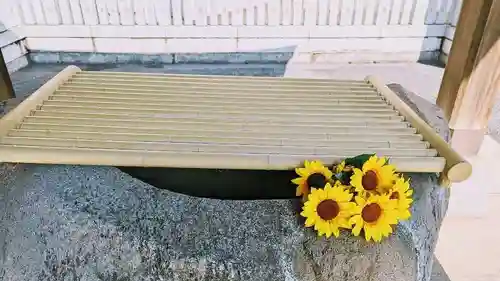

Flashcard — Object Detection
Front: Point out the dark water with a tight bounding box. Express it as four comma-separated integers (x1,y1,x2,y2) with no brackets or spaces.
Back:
119,167,297,199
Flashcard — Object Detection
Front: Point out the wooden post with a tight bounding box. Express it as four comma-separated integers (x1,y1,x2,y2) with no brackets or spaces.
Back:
436,0,500,156
0,49,15,102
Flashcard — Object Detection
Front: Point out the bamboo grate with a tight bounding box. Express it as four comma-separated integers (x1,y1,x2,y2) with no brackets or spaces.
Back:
0,66,472,182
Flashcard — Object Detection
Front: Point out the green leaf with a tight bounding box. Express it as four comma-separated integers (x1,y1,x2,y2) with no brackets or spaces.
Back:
344,154,375,169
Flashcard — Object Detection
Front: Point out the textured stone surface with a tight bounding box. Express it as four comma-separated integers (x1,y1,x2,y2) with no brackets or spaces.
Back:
0,164,447,281
1,63,449,281
28,52,293,65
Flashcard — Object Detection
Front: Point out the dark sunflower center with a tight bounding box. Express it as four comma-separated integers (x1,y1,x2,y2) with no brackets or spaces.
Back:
306,173,328,189
317,199,340,220
362,171,378,191
362,203,382,223
390,192,400,200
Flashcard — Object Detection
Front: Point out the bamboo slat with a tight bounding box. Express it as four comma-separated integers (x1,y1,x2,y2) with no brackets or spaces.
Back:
22,115,409,128
31,110,404,121
59,84,377,95
78,71,366,84
0,137,437,156
37,104,398,117
54,90,383,101
69,76,373,88
366,76,472,182
41,99,393,113
8,128,422,141
50,94,388,107
0,68,466,181
0,145,446,172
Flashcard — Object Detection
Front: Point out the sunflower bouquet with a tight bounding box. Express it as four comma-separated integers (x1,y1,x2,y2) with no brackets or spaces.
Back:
292,155,413,242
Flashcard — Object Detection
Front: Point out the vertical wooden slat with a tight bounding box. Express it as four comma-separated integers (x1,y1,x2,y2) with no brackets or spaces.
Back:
58,0,74,24
80,0,99,25
400,0,414,24
425,0,439,24
20,0,37,24
171,0,183,25
293,0,304,25
134,0,147,25
390,0,404,24
282,0,293,25
96,0,110,24
195,2,208,26
340,0,354,25
68,0,84,24
232,7,244,25
364,0,377,24
303,0,318,25
2,1,23,27
118,0,135,25
245,1,257,25
353,0,365,25
377,0,392,25
154,0,172,26
412,0,430,24
144,0,158,25
32,0,47,24
256,2,266,25
328,0,340,25
219,9,230,25
205,1,213,25
183,0,197,25
209,0,219,25
435,0,451,23
105,0,120,25
447,0,459,25
450,0,462,26
268,1,281,25
317,0,330,25
41,0,62,25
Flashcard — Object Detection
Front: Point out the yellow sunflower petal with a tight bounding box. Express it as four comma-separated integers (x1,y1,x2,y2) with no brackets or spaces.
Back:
362,156,379,172
335,161,346,174
301,181,358,238
350,169,363,188
355,195,366,206
332,226,341,238
364,226,373,241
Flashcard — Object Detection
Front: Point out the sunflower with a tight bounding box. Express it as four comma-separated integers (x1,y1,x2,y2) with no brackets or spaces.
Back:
334,160,355,186
350,155,397,195
335,161,346,174
301,183,357,238
292,160,333,197
389,177,413,220
350,194,398,242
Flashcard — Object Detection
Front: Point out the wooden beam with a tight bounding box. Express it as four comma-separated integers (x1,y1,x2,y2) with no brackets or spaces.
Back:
437,0,500,155
0,49,15,101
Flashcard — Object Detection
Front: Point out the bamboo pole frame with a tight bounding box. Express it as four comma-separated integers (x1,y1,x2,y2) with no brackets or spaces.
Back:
0,66,81,137
0,67,470,183
366,76,472,183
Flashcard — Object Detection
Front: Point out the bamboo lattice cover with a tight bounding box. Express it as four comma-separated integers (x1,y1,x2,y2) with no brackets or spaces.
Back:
0,66,471,181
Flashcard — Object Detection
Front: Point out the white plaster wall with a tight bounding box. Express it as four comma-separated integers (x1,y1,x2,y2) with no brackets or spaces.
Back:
2,0,461,63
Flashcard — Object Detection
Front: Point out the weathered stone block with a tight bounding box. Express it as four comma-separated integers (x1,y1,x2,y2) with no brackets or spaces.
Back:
0,165,447,281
